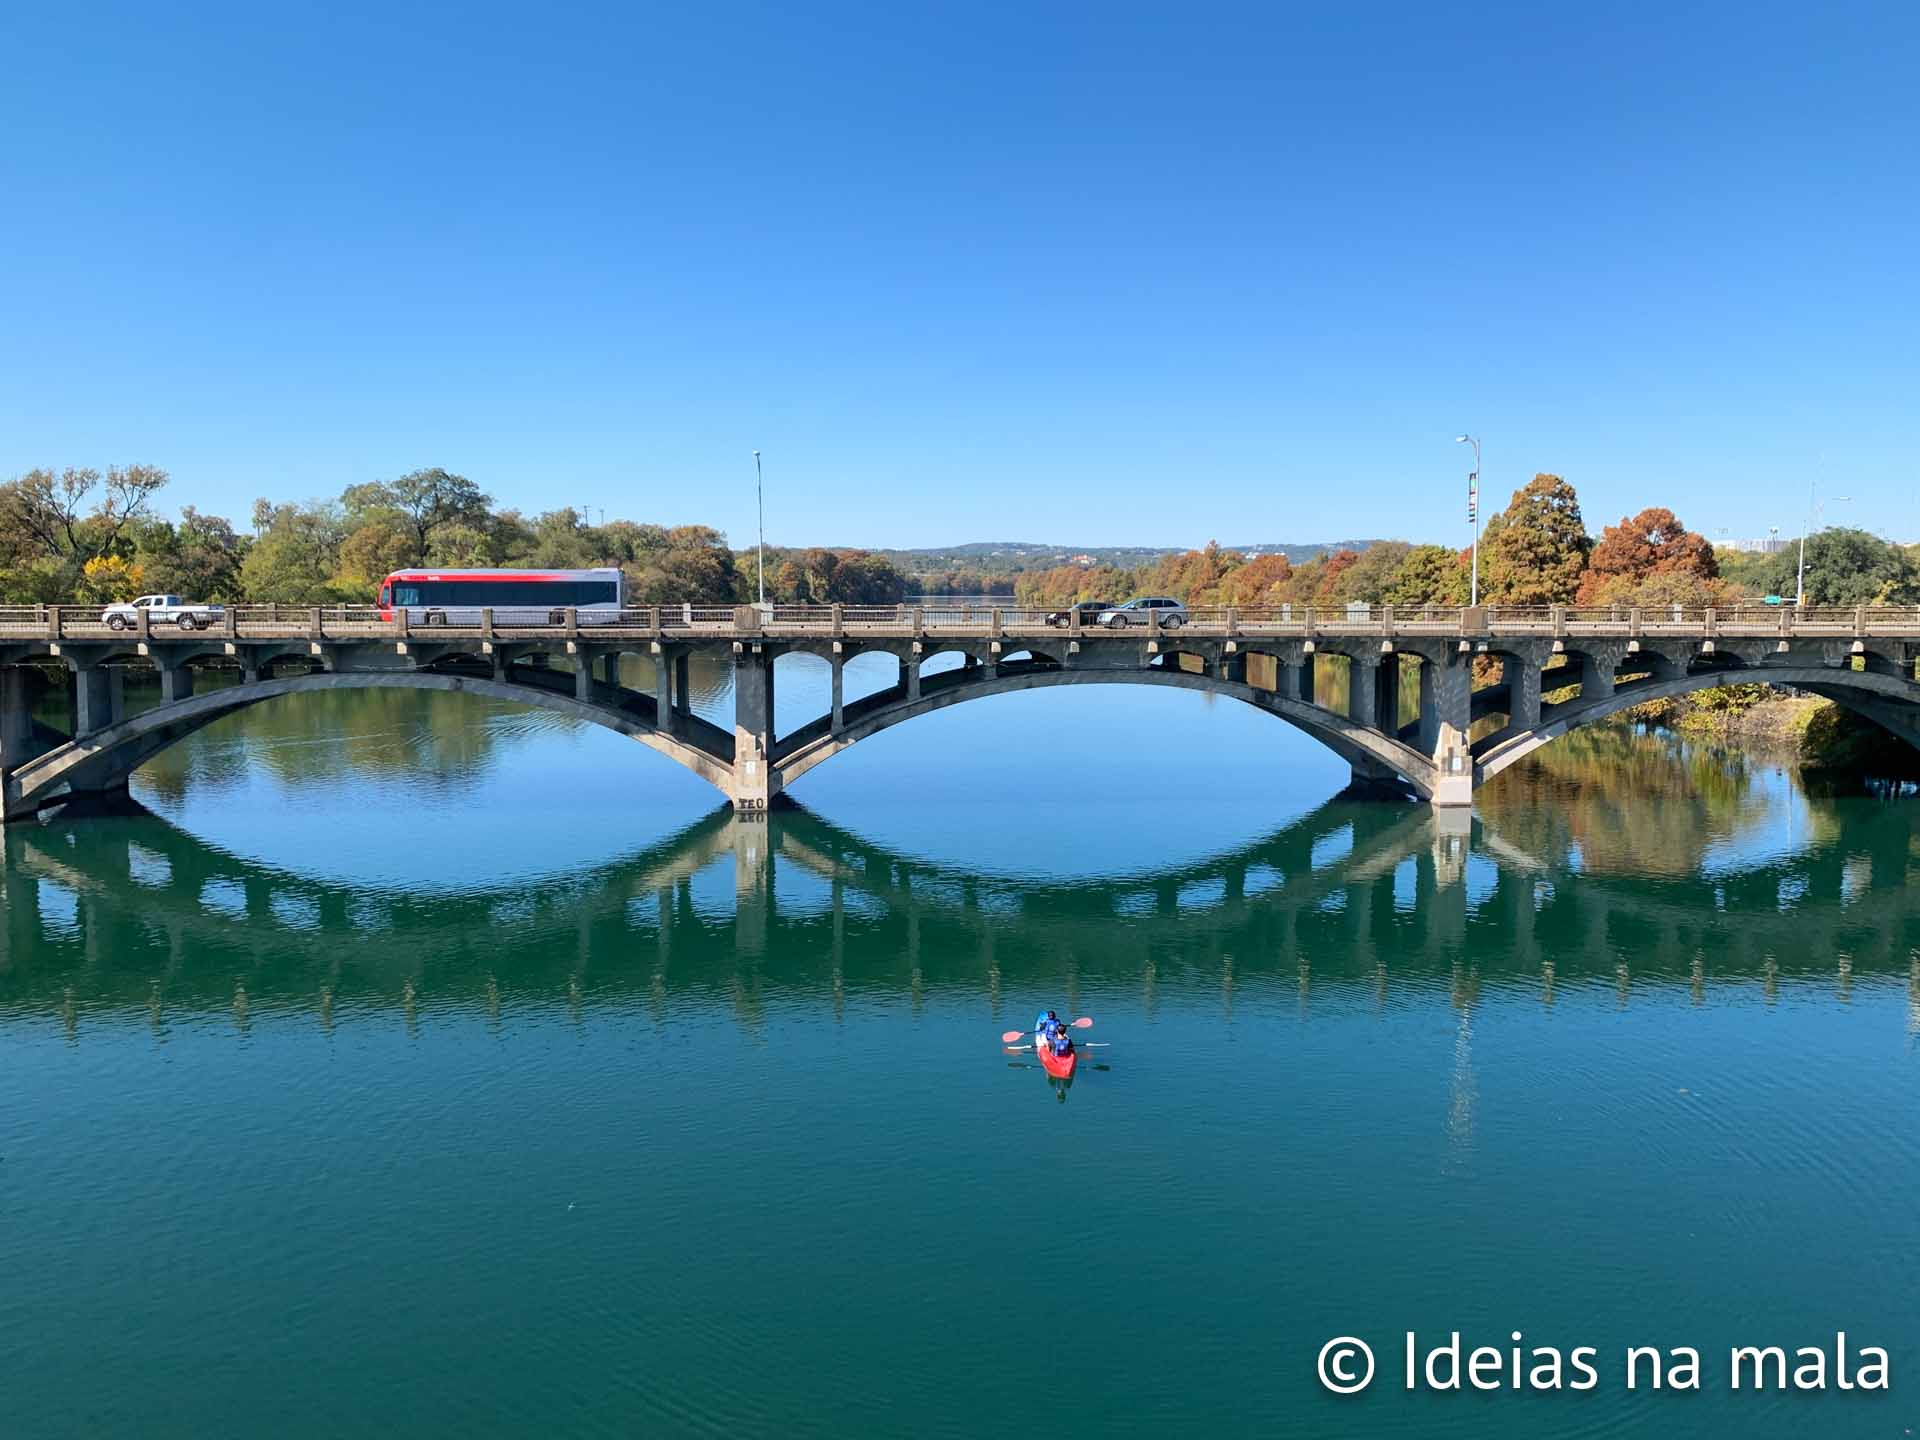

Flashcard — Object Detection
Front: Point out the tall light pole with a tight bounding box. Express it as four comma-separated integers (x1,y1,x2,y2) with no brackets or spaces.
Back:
1794,479,1850,608
1455,435,1481,606
753,450,767,608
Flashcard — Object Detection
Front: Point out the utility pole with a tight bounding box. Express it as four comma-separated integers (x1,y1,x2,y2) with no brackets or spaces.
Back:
1455,435,1482,606
753,450,767,608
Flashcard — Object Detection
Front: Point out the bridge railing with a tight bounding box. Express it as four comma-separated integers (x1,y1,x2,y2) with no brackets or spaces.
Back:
5,602,1920,645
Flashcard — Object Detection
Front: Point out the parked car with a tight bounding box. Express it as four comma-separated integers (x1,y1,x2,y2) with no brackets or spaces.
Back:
101,595,225,631
1097,597,1188,629
1045,599,1116,627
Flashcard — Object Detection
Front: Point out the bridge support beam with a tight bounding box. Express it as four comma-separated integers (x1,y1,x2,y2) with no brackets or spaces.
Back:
1270,657,1301,702
73,664,116,738
1425,651,1474,807
830,653,845,735
1349,654,1380,724
158,664,195,706
1375,653,1401,733
1505,655,1541,729
731,647,778,811
1580,647,1622,701
0,669,32,811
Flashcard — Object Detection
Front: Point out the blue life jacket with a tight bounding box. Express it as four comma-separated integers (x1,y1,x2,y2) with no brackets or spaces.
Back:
1035,1012,1059,1038
1051,1031,1072,1056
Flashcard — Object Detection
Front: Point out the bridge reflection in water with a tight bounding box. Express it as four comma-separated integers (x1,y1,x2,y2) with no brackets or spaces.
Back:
6,786,1917,1038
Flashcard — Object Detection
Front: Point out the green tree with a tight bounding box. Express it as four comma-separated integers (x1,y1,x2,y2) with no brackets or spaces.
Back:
0,464,170,597
334,518,416,595
1383,544,1469,605
1756,527,1920,606
241,501,352,603
1481,473,1591,604
346,468,492,563
134,507,249,600
626,526,740,602
1328,541,1411,603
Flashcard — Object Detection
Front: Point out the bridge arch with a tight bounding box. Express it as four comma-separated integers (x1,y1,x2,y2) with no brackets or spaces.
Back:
1475,665,1920,786
4,670,739,821
770,665,1437,796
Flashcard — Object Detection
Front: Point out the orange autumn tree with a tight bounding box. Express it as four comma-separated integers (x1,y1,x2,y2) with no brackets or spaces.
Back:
1576,506,1718,604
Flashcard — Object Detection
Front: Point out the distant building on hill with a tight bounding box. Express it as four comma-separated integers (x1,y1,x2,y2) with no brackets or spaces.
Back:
1723,537,1792,554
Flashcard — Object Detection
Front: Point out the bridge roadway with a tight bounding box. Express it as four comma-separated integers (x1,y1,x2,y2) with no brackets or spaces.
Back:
4,601,1920,819
6,800,1916,1036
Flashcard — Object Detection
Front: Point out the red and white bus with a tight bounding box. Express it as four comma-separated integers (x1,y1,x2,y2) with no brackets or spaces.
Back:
376,568,625,626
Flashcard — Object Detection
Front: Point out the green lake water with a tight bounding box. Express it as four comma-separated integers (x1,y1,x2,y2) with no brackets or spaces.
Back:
3,660,1917,1437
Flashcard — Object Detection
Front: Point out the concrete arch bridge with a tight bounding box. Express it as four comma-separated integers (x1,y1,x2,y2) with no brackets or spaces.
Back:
4,602,1919,822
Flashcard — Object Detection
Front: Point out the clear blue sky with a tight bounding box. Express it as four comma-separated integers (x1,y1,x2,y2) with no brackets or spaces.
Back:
4,1,1915,548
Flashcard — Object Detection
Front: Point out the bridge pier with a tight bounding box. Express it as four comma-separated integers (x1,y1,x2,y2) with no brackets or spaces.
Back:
1424,649,1474,807
1505,655,1541,729
830,652,845,734
1349,653,1379,724
72,664,116,738
158,664,194,705
731,647,778,810
1375,652,1401,733
1581,650,1619,700
0,669,32,812
654,649,674,728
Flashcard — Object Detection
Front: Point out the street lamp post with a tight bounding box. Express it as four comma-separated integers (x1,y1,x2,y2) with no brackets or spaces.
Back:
1794,479,1851,609
1455,435,1482,606
753,450,767,609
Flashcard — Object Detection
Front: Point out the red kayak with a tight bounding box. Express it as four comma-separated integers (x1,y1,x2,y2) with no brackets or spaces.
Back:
1036,1038,1078,1079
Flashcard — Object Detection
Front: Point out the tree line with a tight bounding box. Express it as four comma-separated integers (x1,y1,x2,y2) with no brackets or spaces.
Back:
0,466,913,607
4,464,1915,611
1012,474,1920,611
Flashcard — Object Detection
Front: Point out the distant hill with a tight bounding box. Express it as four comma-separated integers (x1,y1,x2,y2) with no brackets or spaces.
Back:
872,539,1391,576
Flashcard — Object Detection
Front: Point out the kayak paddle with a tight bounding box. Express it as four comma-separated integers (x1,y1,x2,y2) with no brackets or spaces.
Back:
1000,1017,1092,1044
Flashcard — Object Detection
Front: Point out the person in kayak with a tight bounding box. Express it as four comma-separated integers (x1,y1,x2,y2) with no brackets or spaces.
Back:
1034,1010,1061,1047
1049,1027,1074,1058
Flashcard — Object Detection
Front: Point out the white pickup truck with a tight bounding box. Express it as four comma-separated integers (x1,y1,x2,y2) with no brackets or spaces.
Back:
102,594,226,631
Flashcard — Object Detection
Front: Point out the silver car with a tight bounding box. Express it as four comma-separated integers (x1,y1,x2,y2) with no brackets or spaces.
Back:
1098,597,1187,629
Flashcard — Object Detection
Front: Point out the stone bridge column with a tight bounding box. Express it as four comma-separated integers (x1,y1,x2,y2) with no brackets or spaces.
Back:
158,664,195,705
0,668,31,802
1425,649,1474,806
731,647,778,810
1348,653,1380,723
1581,647,1622,701
830,649,845,734
654,648,673,728
1298,651,1317,707
1505,653,1542,729
72,663,116,738
1269,654,1301,702
1375,651,1401,733
673,652,691,726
